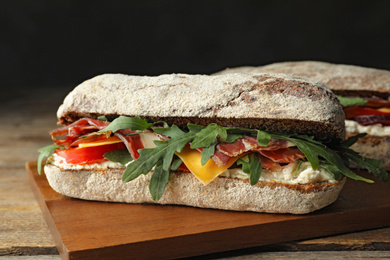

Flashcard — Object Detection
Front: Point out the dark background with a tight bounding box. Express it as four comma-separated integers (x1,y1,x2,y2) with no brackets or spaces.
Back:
2,0,390,89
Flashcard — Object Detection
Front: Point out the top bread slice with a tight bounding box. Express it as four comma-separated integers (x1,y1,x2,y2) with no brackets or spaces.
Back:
57,73,345,141
214,61,390,98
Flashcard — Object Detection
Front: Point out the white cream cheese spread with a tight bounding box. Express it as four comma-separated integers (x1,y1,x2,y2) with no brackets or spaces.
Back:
220,161,336,184
345,119,390,136
51,153,125,170
51,153,335,185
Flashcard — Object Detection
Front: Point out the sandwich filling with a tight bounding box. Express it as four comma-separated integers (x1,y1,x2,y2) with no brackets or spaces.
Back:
338,96,390,136
38,116,388,201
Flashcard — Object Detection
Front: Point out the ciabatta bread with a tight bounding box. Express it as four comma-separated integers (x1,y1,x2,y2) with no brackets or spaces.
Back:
57,73,345,141
44,164,346,214
214,61,390,98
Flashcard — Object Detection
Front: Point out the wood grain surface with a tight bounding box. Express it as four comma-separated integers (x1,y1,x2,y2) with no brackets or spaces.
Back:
27,161,390,259
1,86,390,259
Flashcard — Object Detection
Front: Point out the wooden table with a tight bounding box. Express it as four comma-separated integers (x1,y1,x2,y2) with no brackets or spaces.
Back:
1,86,390,259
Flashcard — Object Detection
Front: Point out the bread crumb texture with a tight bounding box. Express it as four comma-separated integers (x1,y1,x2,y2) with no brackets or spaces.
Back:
44,165,345,214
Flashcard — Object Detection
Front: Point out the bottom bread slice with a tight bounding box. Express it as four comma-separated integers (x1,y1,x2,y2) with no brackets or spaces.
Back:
44,164,346,214
348,134,390,171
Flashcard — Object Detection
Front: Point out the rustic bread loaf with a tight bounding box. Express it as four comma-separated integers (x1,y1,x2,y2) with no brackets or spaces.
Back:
214,61,390,98
57,72,345,141
44,164,346,214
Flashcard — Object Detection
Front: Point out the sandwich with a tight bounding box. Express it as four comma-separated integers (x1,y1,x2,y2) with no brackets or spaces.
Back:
37,73,387,214
214,61,390,170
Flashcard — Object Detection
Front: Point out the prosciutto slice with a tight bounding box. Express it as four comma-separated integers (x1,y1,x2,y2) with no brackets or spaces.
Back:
115,130,144,159
50,118,145,159
216,135,294,157
50,118,111,148
50,118,110,137
258,154,282,172
212,135,304,168
257,147,305,163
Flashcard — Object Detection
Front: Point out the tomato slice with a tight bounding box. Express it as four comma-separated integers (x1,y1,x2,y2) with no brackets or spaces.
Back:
365,97,390,108
344,106,390,119
55,142,126,165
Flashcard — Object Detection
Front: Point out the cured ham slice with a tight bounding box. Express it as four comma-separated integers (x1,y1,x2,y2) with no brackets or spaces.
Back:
212,135,304,168
216,136,294,157
211,149,235,167
258,155,282,172
257,147,305,163
50,118,110,137
50,118,145,159
51,118,111,148
115,131,144,159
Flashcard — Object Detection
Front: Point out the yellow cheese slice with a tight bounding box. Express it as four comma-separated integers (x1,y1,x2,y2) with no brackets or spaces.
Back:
176,146,242,185
378,107,390,113
78,136,123,148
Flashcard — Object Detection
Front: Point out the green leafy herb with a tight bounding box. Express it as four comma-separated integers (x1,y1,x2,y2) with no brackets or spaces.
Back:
37,144,64,174
97,115,108,121
225,134,242,143
200,139,217,165
337,95,368,107
149,161,170,201
256,130,271,147
237,153,262,185
103,149,133,165
319,162,342,180
170,156,183,171
99,116,154,133
342,133,367,147
275,134,375,182
190,123,227,149
343,148,388,182
122,125,196,182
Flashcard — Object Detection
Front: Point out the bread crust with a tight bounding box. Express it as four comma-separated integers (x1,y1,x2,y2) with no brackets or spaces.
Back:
57,73,345,141
44,164,346,214
346,133,390,170
214,61,390,98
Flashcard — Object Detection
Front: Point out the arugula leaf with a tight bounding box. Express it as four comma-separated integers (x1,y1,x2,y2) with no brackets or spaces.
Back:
97,115,108,121
337,95,368,107
225,134,242,143
275,134,375,183
319,162,342,180
99,116,153,133
190,123,227,149
342,133,367,147
37,144,64,174
122,125,196,182
237,153,262,185
343,148,388,182
149,161,170,201
289,138,321,170
187,123,205,134
104,149,133,165
170,156,183,171
256,130,271,147
200,139,217,165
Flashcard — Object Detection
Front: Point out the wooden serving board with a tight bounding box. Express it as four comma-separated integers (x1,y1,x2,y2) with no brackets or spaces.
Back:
26,162,390,260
